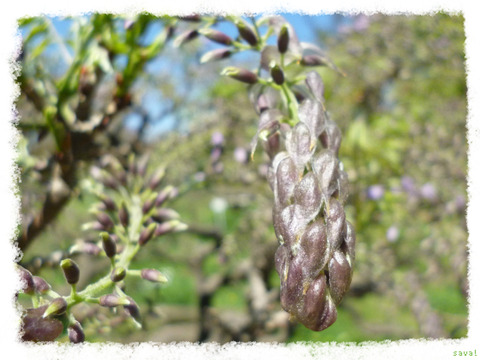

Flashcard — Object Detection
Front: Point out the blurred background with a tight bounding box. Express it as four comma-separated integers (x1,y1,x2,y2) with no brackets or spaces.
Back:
15,13,468,343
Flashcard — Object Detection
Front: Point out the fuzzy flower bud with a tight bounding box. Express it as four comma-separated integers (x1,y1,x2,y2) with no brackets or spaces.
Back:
100,232,117,258
138,222,158,246
141,269,168,283
96,213,114,231
200,48,233,64
148,167,166,190
221,67,258,84
17,265,35,295
43,297,67,318
236,20,258,46
198,28,233,45
33,276,51,294
68,321,85,343
99,294,130,307
60,259,80,285
119,202,129,228
111,267,126,282
277,24,289,54
270,63,285,85
173,29,199,47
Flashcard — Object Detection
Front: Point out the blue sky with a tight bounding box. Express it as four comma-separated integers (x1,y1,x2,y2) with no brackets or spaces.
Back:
26,14,349,139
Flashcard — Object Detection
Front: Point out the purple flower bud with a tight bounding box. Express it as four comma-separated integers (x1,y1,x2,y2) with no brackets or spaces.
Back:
236,20,258,46
43,297,67,317
124,296,141,322
110,267,126,282
277,24,289,54
68,321,85,343
386,226,399,243
200,48,232,63
270,63,285,85
151,208,180,223
96,213,114,231
60,259,80,285
221,67,258,84
173,29,199,47
155,186,177,207
142,196,156,215
154,220,187,237
148,168,166,190
21,305,63,342
99,294,130,307
366,184,385,201
119,202,129,228
138,222,158,246
17,266,35,295
33,276,51,294
100,232,116,258
198,28,233,45
141,269,168,283
99,195,116,212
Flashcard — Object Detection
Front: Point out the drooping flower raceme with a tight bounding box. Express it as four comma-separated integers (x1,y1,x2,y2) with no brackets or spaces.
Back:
255,71,356,331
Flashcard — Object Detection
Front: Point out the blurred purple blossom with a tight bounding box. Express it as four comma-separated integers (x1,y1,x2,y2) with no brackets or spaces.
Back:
420,183,437,201
211,131,224,146
386,226,399,243
401,176,416,193
210,147,222,163
367,184,385,200
194,172,206,182
353,15,370,32
455,195,466,211
234,147,248,164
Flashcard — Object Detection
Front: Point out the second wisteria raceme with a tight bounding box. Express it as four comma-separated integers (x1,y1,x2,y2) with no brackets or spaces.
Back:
258,72,356,331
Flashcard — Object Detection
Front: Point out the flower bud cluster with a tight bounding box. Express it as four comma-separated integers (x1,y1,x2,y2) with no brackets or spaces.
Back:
257,71,355,331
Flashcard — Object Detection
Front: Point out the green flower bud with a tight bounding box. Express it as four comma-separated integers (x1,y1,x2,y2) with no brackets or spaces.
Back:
68,321,85,343
221,67,258,84
60,259,80,285
43,297,67,318
278,24,289,54
140,269,168,283
198,28,233,45
138,222,158,246
100,232,116,258
111,267,126,282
